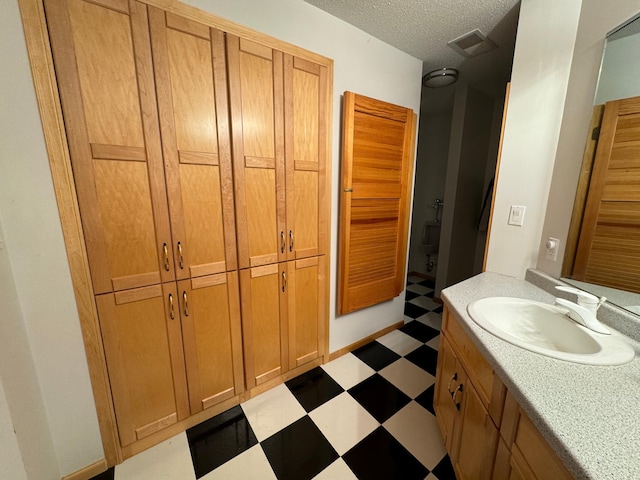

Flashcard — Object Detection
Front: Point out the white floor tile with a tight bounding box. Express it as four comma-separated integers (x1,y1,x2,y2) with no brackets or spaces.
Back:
426,334,441,351
241,384,306,441
425,474,438,480
417,311,443,331
321,353,375,390
384,402,447,470
202,445,277,480
404,315,414,324
407,275,424,284
377,330,422,356
313,458,358,479
115,433,195,480
379,358,435,398
407,284,432,295
410,296,440,311
309,392,379,455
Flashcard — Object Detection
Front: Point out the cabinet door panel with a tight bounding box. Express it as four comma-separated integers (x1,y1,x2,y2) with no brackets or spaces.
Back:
228,35,286,268
45,0,173,293
455,382,499,480
240,266,288,388
179,272,244,414
434,336,464,453
284,56,327,260
96,283,189,446
149,9,237,278
287,257,323,368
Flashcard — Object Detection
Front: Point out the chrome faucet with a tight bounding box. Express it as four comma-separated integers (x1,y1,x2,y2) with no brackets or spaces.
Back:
554,286,610,335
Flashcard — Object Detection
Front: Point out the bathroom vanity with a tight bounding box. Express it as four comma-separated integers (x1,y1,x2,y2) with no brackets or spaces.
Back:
435,272,640,479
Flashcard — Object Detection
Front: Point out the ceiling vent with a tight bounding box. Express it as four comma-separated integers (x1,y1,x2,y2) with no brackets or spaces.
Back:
448,29,497,57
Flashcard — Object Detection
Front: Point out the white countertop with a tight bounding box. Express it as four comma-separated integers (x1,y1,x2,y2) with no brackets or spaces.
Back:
441,272,640,480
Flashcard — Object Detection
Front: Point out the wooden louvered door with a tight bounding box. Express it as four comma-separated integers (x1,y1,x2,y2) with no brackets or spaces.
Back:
95,284,189,447
149,8,237,280
44,0,174,294
227,35,286,269
573,95,640,293
338,92,417,314
284,54,328,260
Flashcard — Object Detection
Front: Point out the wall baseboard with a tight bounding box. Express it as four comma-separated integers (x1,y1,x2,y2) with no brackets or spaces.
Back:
328,321,404,361
62,459,107,480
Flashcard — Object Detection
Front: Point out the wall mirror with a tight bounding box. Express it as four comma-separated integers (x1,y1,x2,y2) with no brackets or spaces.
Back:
562,12,640,313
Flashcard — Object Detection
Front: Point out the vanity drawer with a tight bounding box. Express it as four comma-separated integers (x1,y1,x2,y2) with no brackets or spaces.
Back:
443,307,506,425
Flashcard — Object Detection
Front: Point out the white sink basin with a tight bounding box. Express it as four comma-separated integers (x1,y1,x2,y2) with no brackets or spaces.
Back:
467,297,635,365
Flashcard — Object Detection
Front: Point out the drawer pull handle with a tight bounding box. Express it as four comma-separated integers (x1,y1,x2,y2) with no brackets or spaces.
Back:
289,230,294,252
163,243,170,271
452,384,463,411
182,291,189,317
281,231,285,254
282,271,287,292
447,373,458,395
168,293,175,320
177,242,184,269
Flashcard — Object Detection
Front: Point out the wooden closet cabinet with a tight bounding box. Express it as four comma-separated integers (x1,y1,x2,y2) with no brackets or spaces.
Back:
226,35,328,270
240,257,325,388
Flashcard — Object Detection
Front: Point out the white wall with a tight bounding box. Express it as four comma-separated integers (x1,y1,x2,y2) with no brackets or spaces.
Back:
2,0,422,475
0,380,27,480
1,0,104,476
182,0,423,352
538,0,640,278
485,0,583,279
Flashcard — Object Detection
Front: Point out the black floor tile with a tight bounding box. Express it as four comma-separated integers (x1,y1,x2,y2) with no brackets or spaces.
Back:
348,374,411,423
405,345,440,376
433,305,443,314
343,426,428,480
431,454,456,480
352,341,401,371
404,302,428,319
400,321,439,343
89,468,114,480
405,290,420,301
415,383,436,416
186,405,259,478
285,366,343,412
425,290,435,298
419,278,436,289
261,415,338,480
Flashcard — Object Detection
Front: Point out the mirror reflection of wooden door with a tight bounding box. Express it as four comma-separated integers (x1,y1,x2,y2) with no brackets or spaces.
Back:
573,95,640,293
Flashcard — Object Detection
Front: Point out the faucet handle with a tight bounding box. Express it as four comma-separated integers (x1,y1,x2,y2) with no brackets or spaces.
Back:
555,286,606,313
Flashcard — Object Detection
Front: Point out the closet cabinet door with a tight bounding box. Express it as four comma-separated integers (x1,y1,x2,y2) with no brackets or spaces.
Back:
284,56,328,261
227,35,286,269
240,265,288,388
149,9,237,279
287,257,324,369
178,273,244,414
44,0,174,294
95,284,189,447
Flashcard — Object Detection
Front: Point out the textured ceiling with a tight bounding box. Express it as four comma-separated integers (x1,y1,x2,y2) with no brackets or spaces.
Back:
304,0,521,107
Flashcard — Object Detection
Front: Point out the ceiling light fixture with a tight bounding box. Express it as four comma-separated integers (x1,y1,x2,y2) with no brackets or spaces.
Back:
422,68,459,88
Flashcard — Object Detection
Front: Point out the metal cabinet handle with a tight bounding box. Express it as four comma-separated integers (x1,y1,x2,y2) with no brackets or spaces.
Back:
282,271,286,292
447,373,458,395
280,231,285,254
452,384,463,411
168,293,175,320
182,291,189,317
177,242,184,269
163,243,170,271
289,230,294,252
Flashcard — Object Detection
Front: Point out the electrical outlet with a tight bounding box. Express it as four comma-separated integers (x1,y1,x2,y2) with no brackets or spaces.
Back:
508,205,526,226
546,237,560,261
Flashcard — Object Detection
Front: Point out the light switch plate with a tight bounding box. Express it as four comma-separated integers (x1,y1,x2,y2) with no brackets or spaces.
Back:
508,205,526,226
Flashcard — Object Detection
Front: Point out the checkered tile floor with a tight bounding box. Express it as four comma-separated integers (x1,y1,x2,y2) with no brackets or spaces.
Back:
92,274,452,480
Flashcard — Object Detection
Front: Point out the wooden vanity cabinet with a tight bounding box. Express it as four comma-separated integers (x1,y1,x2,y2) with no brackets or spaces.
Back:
436,306,575,480
435,310,504,480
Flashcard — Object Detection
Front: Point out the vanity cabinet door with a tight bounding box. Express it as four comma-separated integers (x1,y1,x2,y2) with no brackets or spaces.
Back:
434,336,466,453
455,380,499,480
